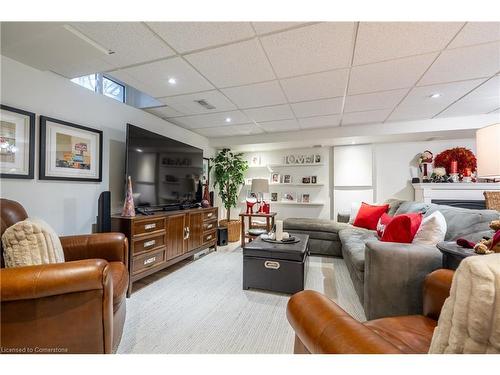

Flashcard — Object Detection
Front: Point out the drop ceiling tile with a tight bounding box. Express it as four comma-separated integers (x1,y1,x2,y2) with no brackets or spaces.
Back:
158,90,236,115
437,75,500,117
243,105,294,122
344,89,409,112
418,42,500,86
261,22,355,78
185,39,275,87
348,53,437,95
195,123,263,138
170,110,250,129
146,22,255,53
221,81,287,108
448,22,500,49
0,22,63,48
354,22,463,65
258,119,300,133
252,22,309,35
108,57,213,98
342,109,392,126
388,79,485,121
291,98,343,118
281,69,349,102
144,106,184,118
70,22,175,68
298,115,341,129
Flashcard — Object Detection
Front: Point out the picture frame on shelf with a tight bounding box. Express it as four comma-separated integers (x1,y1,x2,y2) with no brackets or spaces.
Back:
245,178,253,186
202,157,210,186
0,104,36,179
271,192,278,202
282,192,296,202
270,172,280,184
286,155,295,164
315,154,321,163
311,176,317,184
39,116,102,182
283,174,292,184
302,176,311,184
302,194,310,203
305,155,313,164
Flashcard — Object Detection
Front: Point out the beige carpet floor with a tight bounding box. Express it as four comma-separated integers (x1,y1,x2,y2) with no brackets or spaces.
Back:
117,244,365,354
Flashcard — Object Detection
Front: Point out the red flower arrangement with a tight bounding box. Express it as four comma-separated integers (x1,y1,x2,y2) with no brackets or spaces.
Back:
434,147,477,175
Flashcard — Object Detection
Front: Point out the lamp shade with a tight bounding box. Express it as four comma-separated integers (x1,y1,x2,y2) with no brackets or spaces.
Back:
250,178,269,193
476,123,500,178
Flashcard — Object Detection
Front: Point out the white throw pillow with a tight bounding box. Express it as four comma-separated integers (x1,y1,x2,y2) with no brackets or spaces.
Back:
2,218,65,268
413,211,447,245
349,202,362,224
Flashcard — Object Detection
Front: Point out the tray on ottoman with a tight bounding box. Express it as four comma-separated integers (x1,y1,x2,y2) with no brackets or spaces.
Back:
243,233,309,294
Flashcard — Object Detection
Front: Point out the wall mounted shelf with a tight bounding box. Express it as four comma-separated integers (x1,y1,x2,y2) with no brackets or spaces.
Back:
270,183,324,187
268,163,325,168
270,201,325,206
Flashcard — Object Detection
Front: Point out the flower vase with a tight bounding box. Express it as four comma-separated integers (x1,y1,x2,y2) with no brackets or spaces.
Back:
121,176,136,217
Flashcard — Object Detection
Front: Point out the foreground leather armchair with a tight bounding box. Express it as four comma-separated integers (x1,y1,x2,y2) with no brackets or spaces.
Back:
287,269,453,354
0,199,129,354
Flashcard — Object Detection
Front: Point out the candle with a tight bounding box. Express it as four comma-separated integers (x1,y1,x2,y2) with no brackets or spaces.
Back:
464,168,471,177
275,220,283,241
450,160,458,174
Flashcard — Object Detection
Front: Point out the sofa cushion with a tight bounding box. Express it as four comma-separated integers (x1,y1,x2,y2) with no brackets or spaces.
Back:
284,218,351,236
395,201,431,215
339,228,378,273
108,262,128,311
385,198,405,216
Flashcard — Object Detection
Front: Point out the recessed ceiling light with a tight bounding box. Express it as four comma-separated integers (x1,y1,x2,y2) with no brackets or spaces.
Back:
168,78,177,85
351,141,356,145
225,117,232,123
136,148,143,153
430,93,442,99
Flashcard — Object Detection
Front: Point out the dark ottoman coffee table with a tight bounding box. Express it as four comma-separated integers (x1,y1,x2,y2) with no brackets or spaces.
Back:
242,233,309,294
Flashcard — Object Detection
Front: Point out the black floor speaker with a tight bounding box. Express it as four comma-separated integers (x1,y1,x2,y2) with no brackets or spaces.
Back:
97,191,111,232
217,227,228,246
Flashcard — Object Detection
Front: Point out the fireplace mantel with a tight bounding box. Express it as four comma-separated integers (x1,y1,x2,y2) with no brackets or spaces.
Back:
413,182,500,204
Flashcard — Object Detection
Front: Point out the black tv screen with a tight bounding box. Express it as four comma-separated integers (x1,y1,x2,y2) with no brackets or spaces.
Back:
125,124,203,208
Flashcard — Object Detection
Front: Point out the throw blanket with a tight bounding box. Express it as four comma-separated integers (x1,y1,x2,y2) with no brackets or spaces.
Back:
429,253,500,354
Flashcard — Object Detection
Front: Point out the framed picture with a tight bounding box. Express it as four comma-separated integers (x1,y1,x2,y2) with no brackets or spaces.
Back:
271,192,278,202
250,155,261,166
311,176,317,184
245,178,253,186
282,192,296,202
39,116,102,182
302,176,311,184
202,157,210,186
283,174,292,184
302,194,310,203
314,154,321,163
0,104,35,179
270,172,280,184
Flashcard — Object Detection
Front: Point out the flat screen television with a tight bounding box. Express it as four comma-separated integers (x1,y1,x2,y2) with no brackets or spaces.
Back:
125,123,203,210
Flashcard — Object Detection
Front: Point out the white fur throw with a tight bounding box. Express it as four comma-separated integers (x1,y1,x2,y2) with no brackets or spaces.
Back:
429,253,500,354
2,218,65,267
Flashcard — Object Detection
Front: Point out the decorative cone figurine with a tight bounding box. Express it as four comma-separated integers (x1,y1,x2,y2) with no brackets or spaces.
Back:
121,176,136,217
201,183,211,208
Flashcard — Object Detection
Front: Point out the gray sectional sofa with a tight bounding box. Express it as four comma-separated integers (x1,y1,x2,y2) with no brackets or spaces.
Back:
284,200,499,320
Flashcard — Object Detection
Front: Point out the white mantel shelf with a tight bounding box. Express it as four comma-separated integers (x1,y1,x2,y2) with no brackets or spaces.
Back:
412,182,500,203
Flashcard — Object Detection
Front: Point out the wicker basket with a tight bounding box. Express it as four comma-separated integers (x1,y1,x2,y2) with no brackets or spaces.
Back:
219,219,241,243
484,191,500,211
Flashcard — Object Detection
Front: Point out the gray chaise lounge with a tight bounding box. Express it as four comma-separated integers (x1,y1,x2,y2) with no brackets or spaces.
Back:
284,200,499,320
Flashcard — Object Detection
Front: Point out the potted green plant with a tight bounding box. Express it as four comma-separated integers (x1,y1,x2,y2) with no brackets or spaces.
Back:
210,148,248,242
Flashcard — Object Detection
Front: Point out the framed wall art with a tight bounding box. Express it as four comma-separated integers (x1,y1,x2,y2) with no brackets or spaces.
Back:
0,104,35,179
39,116,102,182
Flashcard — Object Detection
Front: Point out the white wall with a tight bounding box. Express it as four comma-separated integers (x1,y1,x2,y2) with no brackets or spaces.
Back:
0,56,213,235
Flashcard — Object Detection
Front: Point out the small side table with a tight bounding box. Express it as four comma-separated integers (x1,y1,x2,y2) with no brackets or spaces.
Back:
436,241,478,270
239,212,276,249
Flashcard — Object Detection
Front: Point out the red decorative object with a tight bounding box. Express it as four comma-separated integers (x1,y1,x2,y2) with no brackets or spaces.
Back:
380,213,423,244
450,160,458,174
353,202,390,230
261,201,270,214
434,147,477,175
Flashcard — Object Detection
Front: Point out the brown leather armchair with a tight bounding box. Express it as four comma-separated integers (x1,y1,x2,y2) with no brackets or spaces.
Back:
287,269,454,354
0,198,129,354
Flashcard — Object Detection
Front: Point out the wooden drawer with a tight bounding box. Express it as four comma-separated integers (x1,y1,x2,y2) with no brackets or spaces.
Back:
203,230,216,244
202,219,217,232
202,209,217,222
133,218,165,236
132,232,166,255
132,248,166,275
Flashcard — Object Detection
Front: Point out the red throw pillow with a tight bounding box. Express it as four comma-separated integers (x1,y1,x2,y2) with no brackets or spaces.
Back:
353,202,390,230
381,213,423,243
376,213,393,238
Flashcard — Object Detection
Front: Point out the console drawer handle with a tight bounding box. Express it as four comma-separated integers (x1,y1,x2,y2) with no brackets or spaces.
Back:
207,213,213,218
207,224,213,229
264,261,280,270
145,223,156,230
144,256,156,266
144,240,156,248
206,235,212,240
